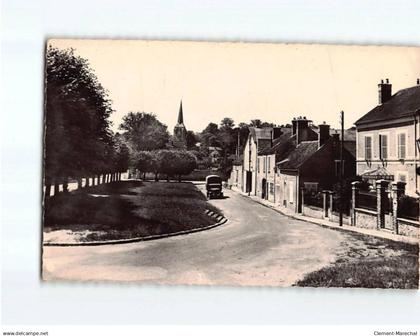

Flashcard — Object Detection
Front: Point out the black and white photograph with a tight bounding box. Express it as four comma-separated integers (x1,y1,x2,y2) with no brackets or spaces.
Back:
42,39,419,289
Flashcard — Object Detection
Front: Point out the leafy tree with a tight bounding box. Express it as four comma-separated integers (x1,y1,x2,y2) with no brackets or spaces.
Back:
134,151,152,179
119,112,170,152
220,117,235,129
250,119,262,128
44,46,114,194
173,151,197,181
186,130,198,149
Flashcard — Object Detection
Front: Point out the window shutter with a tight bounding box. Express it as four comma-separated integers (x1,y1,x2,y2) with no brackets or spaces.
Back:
398,133,406,159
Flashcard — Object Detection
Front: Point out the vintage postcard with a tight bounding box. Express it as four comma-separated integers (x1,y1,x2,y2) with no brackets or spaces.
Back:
42,39,419,288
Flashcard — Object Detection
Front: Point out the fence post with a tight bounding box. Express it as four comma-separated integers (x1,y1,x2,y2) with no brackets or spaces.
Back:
322,190,330,218
300,187,305,214
391,181,406,235
328,191,334,221
350,181,360,226
376,180,388,230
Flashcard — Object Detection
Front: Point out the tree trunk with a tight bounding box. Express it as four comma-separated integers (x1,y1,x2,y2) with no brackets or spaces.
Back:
77,178,82,190
45,183,51,198
86,177,90,188
63,179,69,193
178,175,182,182
155,172,158,182
53,179,60,196
143,172,146,180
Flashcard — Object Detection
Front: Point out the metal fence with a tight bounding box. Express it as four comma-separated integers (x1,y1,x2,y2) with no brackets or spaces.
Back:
357,191,377,211
304,192,323,209
332,195,350,216
398,196,420,221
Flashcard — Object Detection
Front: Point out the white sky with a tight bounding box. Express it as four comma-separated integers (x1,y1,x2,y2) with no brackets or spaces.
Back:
49,39,420,133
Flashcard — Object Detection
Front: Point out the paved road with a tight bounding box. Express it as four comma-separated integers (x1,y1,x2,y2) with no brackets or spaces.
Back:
43,184,348,286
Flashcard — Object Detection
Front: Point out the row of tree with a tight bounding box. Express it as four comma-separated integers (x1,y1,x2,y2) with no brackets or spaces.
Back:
44,46,130,196
44,45,281,193
196,118,280,176
134,150,197,181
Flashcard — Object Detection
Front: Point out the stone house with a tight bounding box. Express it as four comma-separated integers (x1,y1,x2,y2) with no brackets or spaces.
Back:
258,117,356,213
242,127,282,195
354,79,420,197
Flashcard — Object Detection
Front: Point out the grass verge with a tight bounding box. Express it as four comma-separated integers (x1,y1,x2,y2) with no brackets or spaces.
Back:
43,180,223,242
295,232,419,289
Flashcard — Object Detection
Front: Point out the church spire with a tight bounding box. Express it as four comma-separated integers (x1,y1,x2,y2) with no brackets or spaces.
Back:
177,100,184,124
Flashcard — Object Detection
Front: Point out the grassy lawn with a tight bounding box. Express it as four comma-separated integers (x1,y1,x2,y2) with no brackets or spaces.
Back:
43,180,222,242
295,232,419,289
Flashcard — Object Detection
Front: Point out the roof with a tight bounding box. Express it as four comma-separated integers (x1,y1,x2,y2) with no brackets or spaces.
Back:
360,166,394,180
343,140,356,158
249,127,274,141
259,129,295,155
277,141,319,170
355,85,420,125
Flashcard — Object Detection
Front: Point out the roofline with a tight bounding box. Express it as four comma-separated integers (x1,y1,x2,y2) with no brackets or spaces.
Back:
355,115,417,130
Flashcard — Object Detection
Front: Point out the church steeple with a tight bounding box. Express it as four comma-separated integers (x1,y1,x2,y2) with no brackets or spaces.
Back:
177,100,184,125
173,100,187,149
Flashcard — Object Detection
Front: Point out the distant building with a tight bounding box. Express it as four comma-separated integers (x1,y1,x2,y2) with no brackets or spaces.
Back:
354,79,420,197
242,126,283,195
208,146,222,169
227,116,357,213
173,100,187,149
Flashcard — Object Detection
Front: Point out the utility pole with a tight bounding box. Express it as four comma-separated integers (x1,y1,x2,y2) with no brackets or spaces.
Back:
236,127,240,157
339,110,344,227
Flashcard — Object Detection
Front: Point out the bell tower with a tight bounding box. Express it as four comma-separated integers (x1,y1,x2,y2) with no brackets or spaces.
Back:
173,100,187,149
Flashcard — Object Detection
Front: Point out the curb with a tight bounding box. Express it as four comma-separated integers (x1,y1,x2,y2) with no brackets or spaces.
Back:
43,211,228,247
236,191,419,246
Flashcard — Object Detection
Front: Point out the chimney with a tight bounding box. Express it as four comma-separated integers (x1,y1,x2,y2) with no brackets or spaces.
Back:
272,127,282,140
417,78,420,85
296,116,311,145
378,78,392,105
318,122,330,148
292,118,297,136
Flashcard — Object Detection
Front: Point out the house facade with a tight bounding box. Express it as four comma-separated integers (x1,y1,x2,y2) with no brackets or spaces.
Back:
242,127,281,195
355,80,420,197
257,117,356,213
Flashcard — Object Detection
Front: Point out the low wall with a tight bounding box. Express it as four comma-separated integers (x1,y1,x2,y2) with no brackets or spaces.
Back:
329,212,351,225
302,205,324,219
397,218,420,239
354,208,377,230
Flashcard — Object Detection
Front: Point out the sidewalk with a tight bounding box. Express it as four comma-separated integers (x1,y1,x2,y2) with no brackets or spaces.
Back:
232,188,419,245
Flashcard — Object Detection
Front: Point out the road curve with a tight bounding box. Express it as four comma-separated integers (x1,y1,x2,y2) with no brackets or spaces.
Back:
43,185,346,286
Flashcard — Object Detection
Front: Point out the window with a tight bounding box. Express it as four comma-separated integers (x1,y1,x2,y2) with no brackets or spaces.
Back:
269,182,275,195
365,136,372,160
379,134,388,160
304,182,318,192
397,133,406,159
